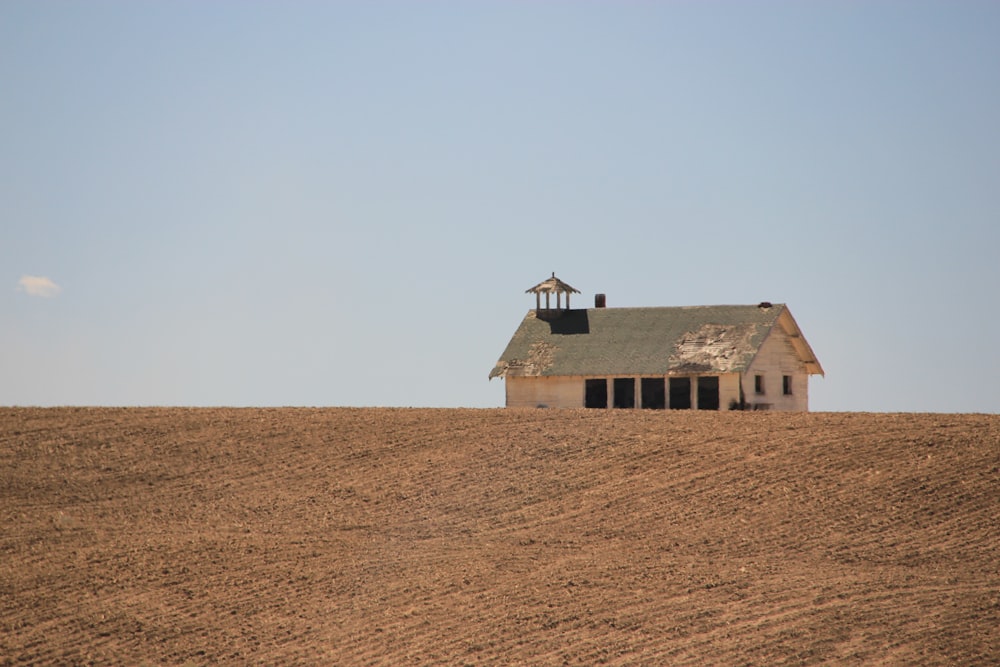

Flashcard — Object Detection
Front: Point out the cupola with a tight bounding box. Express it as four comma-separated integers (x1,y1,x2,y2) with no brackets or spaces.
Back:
526,273,580,317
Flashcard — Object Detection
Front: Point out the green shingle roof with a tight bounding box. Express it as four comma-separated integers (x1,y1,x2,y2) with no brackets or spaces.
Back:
490,304,811,379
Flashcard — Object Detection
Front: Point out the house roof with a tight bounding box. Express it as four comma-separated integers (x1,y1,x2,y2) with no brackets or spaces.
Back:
489,304,824,379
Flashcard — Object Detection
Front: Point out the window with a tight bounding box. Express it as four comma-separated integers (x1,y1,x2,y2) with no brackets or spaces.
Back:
669,377,691,410
641,378,666,409
754,374,765,394
783,375,793,395
697,376,720,410
585,379,607,408
613,378,635,409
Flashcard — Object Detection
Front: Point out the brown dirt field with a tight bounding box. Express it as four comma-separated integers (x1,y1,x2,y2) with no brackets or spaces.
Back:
1,408,998,666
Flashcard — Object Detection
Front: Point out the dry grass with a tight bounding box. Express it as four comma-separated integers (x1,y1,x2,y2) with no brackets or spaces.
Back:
2,408,998,665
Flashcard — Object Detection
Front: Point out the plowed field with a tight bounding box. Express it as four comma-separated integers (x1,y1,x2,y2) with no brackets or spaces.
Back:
2,408,998,665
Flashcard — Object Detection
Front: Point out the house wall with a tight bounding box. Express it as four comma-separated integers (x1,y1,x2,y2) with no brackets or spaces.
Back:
505,375,584,408
744,328,810,411
718,373,742,409
661,374,742,410
505,373,744,410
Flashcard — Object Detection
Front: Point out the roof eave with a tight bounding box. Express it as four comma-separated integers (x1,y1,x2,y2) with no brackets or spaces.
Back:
777,308,825,376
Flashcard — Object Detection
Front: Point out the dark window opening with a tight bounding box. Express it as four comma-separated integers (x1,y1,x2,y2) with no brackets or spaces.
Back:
585,379,607,409
783,375,793,395
754,374,765,394
613,378,635,409
697,376,720,410
641,378,666,409
669,377,691,410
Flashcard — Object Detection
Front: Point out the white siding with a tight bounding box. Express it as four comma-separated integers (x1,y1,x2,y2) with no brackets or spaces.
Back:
744,329,810,411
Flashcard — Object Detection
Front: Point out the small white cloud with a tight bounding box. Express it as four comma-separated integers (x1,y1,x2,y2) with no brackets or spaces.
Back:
17,275,62,298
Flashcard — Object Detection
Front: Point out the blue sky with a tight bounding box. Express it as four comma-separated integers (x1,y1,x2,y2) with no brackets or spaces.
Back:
2,1,998,411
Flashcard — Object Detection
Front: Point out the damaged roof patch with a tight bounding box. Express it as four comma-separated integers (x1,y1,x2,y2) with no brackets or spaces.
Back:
490,341,557,378
668,323,761,374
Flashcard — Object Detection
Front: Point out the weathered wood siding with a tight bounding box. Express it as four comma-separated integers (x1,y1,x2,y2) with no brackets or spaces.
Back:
505,376,584,408
718,373,742,410
744,328,810,411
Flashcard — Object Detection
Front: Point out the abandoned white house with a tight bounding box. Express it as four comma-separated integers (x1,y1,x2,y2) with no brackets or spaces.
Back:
490,274,824,411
